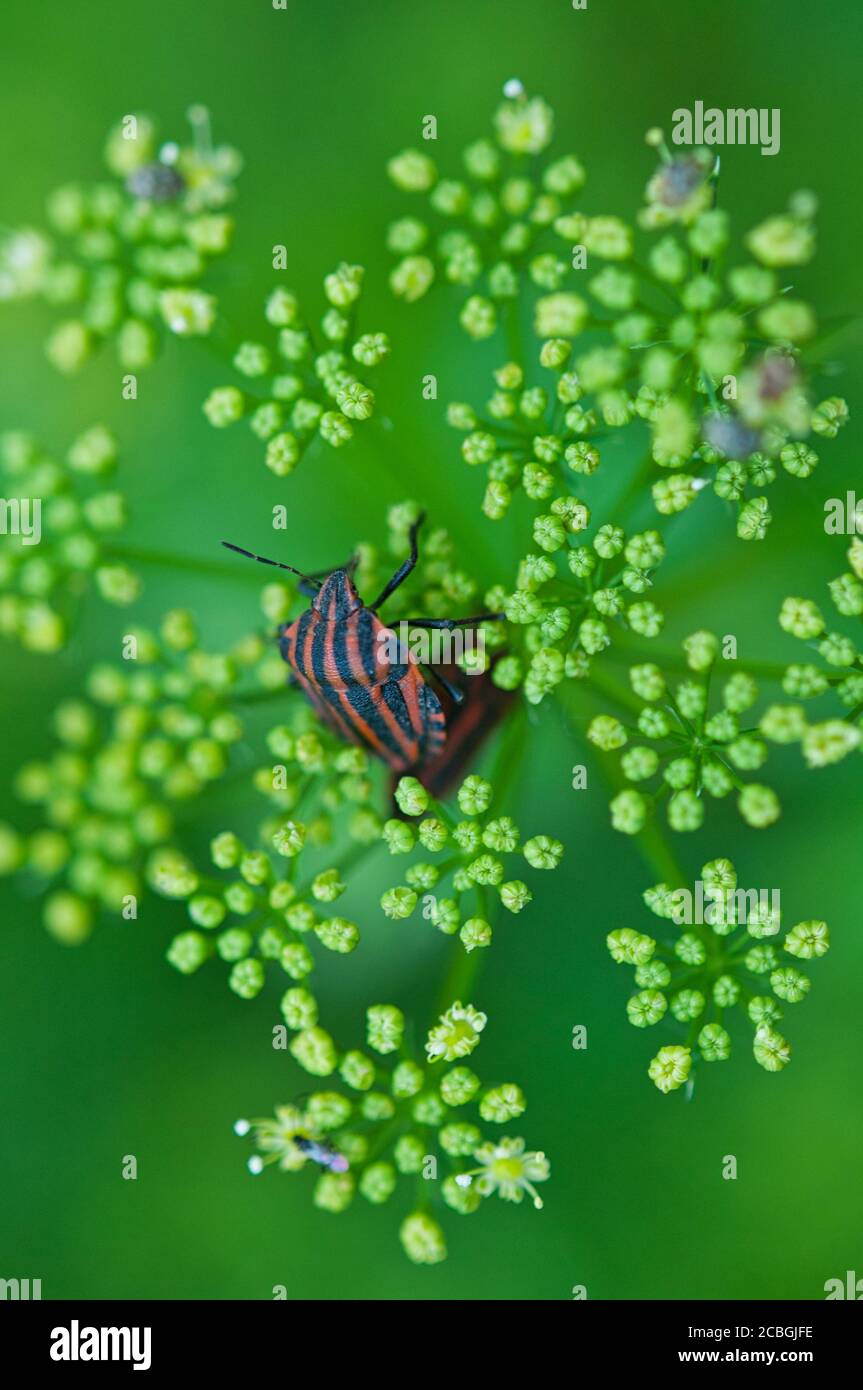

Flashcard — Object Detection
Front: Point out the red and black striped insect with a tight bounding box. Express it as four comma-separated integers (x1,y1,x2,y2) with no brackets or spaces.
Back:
222,514,504,773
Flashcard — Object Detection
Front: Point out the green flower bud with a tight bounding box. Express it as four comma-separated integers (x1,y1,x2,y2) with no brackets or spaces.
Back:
588,714,628,751
359,1162,397,1205
456,775,492,817
417,817,448,851
228,958,265,999
367,1004,405,1055
381,885,417,920
390,254,435,302
324,262,363,308
811,397,849,439
607,928,655,965
311,868,345,903
770,967,811,1003
392,1061,425,1099
43,890,93,945
460,917,492,952
187,893,226,929
383,818,416,854
779,597,824,640
392,1134,426,1177
460,295,497,339
802,720,861,768
399,1211,446,1265
648,1044,691,1094
352,332,390,367
315,916,359,953
480,1083,526,1122
280,987,318,1030
653,474,697,515
159,288,216,336
522,834,563,870
746,215,815,267
683,629,718,672
784,919,829,960
627,989,667,1027
279,941,314,980
290,1026,338,1076
698,1024,731,1062
46,320,92,374
216,927,253,962
713,974,741,1008
667,789,704,832
439,1067,480,1106
387,148,437,192
394,776,429,816
738,784,780,829
610,789,648,834
265,431,301,476
670,988,705,1022
534,292,588,338
314,1171,354,1213
439,1122,482,1156
339,1050,375,1091
752,1025,791,1072
166,930,211,974
442,1174,482,1215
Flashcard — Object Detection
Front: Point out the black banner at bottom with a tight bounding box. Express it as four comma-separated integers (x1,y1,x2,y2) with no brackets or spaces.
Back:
1,1297,859,1372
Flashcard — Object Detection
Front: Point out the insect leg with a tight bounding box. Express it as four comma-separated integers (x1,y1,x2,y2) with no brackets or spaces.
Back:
425,666,466,704
368,512,426,611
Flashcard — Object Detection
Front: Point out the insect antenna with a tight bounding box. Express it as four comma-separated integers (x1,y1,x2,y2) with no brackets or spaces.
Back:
221,541,322,589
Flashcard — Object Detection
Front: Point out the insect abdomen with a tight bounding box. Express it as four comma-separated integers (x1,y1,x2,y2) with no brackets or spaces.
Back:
280,609,443,770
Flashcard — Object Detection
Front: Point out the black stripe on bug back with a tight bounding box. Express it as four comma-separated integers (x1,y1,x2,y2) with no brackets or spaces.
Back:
381,678,419,741
354,608,381,683
347,677,413,762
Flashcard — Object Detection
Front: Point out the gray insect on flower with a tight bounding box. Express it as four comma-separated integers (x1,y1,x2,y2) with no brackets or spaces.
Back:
653,155,709,209
126,162,186,203
702,412,762,459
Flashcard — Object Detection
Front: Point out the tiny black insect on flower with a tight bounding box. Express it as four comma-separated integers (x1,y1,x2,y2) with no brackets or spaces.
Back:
222,514,504,772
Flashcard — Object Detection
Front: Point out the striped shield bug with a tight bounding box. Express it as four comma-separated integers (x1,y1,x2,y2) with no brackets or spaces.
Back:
222,513,504,773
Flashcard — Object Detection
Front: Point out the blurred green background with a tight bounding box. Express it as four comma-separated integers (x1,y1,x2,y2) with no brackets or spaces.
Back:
1,0,861,1300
